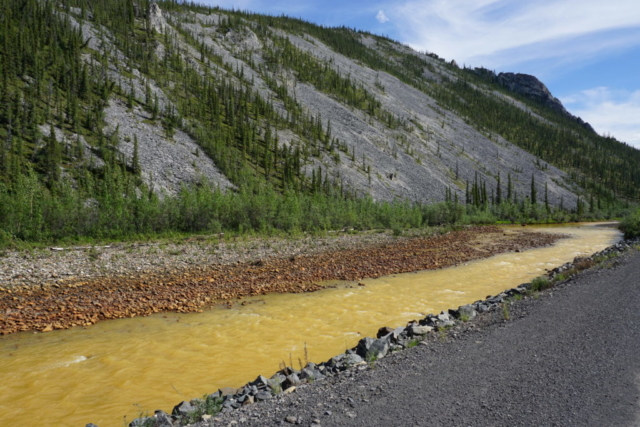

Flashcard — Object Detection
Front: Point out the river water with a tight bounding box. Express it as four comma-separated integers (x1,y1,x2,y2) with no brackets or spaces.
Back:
0,224,621,427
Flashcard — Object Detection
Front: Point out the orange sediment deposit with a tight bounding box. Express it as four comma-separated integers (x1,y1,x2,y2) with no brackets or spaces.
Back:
0,226,564,335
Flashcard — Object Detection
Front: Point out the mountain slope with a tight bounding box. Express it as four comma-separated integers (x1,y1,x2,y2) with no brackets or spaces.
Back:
0,0,638,242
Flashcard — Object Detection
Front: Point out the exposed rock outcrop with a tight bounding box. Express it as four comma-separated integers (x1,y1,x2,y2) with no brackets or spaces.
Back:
497,72,595,132
472,68,595,132
149,2,167,33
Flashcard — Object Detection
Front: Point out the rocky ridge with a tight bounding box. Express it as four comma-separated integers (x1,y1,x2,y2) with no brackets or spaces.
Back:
471,68,595,132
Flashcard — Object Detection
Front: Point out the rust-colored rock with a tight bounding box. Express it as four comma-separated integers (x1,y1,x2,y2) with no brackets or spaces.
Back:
0,227,564,335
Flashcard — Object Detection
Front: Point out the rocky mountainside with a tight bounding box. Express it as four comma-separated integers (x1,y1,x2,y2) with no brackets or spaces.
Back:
59,2,579,204
1,0,639,242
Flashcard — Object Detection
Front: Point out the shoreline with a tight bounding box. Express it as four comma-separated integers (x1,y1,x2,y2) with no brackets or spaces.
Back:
0,226,563,335
143,236,636,427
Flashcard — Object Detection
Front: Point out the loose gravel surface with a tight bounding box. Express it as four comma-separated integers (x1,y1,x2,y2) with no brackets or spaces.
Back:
207,248,640,427
0,231,405,291
1,227,562,335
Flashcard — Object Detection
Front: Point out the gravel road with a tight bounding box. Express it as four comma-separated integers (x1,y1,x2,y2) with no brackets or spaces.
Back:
208,248,640,427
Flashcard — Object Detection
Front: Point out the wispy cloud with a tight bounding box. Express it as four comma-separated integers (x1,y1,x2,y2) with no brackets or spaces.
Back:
376,10,390,23
562,87,640,148
387,0,640,69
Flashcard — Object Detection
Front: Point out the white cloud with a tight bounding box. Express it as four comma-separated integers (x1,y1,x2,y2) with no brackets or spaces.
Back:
562,87,640,148
389,0,640,69
376,10,390,23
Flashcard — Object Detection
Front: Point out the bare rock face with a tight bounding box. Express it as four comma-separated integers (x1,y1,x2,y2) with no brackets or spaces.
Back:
103,100,234,196
497,72,564,112
224,28,262,53
149,2,167,33
498,73,566,106
497,72,595,132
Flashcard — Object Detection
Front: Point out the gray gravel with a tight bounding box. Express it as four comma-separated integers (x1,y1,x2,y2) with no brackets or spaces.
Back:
205,248,640,427
0,230,408,291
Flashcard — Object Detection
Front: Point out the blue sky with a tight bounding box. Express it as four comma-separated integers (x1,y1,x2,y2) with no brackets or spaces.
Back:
199,0,640,148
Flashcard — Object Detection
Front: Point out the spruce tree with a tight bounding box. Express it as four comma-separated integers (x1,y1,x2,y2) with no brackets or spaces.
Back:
530,174,537,204
132,134,141,175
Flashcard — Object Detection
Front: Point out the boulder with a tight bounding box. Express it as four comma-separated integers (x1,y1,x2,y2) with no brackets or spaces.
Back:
437,311,451,322
172,401,196,417
457,304,477,320
355,337,375,357
255,391,272,401
153,410,174,427
269,372,286,386
376,326,406,341
328,354,345,366
437,320,456,329
300,367,325,381
238,394,254,406
250,375,270,389
392,326,407,341
475,303,490,313
356,335,391,360
217,387,238,397
282,373,301,389
222,399,241,410
344,353,364,366
129,417,153,427
486,295,504,304
420,314,437,326
377,326,394,338
409,324,433,336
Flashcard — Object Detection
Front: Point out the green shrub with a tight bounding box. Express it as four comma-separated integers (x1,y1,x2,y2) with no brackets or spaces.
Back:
619,209,640,239
530,276,551,292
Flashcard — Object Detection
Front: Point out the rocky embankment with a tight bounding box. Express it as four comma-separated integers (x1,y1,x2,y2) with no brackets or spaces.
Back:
118,237,638,427
0,226,562,335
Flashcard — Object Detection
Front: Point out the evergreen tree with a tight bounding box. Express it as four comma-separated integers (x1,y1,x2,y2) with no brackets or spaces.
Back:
530,174,537,205
132,134,141,175
544,182,550,213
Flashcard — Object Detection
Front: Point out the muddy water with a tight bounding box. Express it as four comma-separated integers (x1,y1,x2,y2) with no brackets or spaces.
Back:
0,224,621,427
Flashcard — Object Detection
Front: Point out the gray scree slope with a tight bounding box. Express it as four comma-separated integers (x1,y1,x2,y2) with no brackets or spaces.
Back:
58,4,584,205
